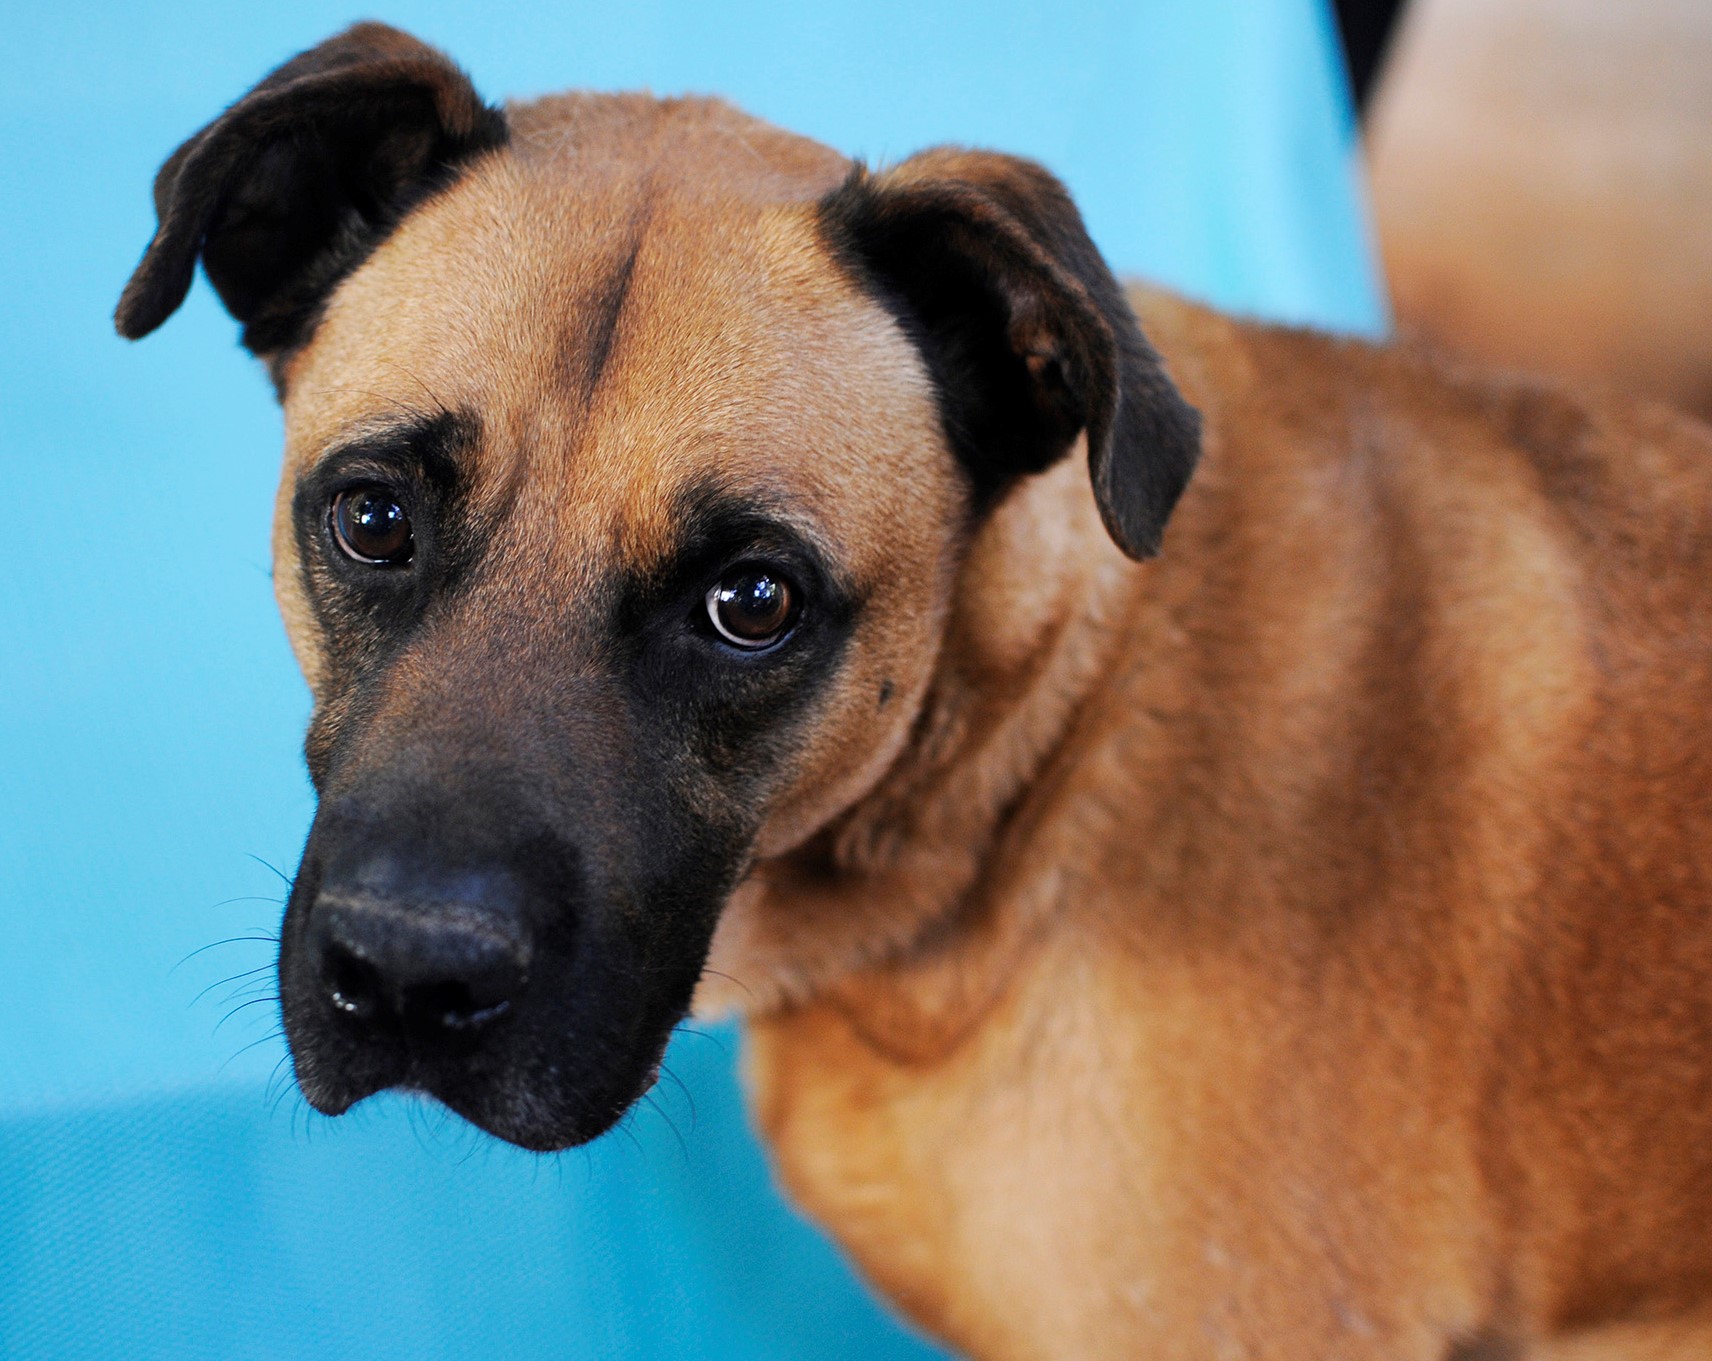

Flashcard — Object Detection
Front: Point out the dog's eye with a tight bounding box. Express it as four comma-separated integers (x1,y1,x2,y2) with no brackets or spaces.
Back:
706,568,797,649
331,487,414,566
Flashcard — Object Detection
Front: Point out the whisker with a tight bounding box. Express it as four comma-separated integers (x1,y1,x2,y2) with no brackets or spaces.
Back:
245,854,296,890
456,1125,496,1167
219,1026,285,1076
385,362,455,421
672,1024,731,1056
308,383,438,426
264,1052,295,1109
213,993,281,1036
216,980,279,1012
611,1108,646,1161
656,1062,697,1132
698,968,754,1000
188,963,274,1008
405,1096,434,1155
640,1091,690,1165
171,935,278,974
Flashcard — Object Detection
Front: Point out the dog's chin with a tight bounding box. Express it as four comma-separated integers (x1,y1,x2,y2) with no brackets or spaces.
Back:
434,1047,672,1153
290,1025,675,1153
421,1086,638,1153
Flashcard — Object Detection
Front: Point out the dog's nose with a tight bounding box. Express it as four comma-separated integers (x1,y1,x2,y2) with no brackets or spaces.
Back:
309,865,533,1038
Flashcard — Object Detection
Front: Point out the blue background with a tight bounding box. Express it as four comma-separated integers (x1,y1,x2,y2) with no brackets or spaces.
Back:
0,1,1384,1356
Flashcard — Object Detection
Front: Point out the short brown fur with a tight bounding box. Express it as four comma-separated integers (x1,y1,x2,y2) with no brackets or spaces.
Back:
122,29,1712,1361
738,294,1712,1358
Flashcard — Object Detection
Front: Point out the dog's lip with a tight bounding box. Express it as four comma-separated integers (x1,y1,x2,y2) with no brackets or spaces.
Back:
289,1031,404,1117
296,1070,375,1117
299,1060,454,1122
305,1088,359,1116
294,1045,670,1150
337,1017,679,1150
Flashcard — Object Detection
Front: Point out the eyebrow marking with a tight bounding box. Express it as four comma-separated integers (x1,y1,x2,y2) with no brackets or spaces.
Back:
309,409,479,488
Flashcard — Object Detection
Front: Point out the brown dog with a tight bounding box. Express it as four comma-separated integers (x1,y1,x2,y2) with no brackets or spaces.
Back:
117,24,1712,1361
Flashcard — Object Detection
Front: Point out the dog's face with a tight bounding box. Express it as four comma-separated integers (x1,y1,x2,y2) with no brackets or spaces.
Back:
118,25,1198,1149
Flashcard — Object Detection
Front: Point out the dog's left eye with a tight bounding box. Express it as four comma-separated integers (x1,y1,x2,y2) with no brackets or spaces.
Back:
331,487,414,566
706,567,798,649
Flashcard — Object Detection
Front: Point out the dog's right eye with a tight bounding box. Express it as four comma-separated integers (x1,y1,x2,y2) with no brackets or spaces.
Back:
331,487,414,566
705,567,798,649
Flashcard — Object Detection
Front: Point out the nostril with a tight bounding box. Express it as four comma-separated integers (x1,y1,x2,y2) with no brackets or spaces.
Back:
401,979,513,1032
322,943,385,1023
310,886,532,1041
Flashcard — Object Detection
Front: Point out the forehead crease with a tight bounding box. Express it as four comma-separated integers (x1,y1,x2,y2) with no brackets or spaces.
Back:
287,165,671,568
573,211,647,405
568,204,943,559
583,208,833,454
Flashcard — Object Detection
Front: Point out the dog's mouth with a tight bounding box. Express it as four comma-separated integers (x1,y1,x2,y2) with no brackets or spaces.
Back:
308,1020,679,1153
275,805,732,1152
285,928,702,1151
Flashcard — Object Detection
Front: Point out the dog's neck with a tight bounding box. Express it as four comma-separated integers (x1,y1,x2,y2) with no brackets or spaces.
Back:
698,446,1144,1053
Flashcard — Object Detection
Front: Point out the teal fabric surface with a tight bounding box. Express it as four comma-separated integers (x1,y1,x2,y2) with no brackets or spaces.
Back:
0,1,1385,1356
0,1036,922,1360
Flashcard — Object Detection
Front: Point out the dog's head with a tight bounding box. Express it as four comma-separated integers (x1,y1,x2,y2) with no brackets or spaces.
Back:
118,24,1198,1149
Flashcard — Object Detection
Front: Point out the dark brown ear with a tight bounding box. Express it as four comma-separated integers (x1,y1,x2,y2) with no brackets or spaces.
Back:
818,149,1201,560
114,22,506,355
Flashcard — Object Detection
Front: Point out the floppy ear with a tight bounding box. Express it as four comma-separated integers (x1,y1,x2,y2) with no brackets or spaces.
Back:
114,22,506,356
817,149,1201,560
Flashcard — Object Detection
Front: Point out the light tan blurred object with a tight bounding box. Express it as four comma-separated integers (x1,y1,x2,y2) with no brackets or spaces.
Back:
1367,0,1712,420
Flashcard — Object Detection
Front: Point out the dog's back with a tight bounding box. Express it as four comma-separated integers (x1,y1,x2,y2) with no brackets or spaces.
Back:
751,293,1712,1360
